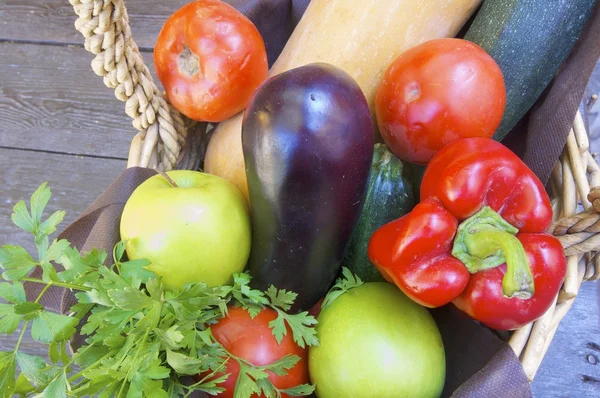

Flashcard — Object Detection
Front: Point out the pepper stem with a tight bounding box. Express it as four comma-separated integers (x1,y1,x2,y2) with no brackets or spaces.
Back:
452,207,534,299
464,229,534,298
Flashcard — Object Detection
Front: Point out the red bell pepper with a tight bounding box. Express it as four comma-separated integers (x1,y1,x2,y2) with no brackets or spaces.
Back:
368,138,566,330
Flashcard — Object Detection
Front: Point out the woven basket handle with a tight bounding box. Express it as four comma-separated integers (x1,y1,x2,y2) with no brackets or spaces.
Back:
69,0,190,171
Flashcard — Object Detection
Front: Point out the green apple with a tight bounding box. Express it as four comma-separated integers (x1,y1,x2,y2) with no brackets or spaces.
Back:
120,170,251,289
309,282,445,398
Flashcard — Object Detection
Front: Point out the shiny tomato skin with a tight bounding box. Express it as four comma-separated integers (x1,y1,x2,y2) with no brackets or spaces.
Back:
375,38,506,164
209,307,309,398
154,0,268,122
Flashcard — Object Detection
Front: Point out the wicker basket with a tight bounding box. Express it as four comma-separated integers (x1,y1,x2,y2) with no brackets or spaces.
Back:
68,0,599,383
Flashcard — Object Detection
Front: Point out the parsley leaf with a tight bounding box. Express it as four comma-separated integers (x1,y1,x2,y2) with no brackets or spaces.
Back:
232,273,269,309
14,373,35,395
31,311,78,343
0,351,16,398
39,369,68,398
145,278,163,300
234,370,262,398
44,239,70,265
107,287,155,312
0,304,21,334
0,281,26,303
120,259,154,285
255,378,277,398
281,384,316,396
82,248,108,269
0,245,37,281
113,240,128,264
13,302,43,315
11,200,36,235
183,373,228,396
48,342,60,364
10,182,65,242
157,325,184,350
29,182,52,228
128,357,170,398
265,286,297,312
15,352,49,387
166,350,204,375
36,238,70,283
269,310,318,348
259,284,319,348
39,210,66,237
321,266,364,310
56,246,96,282
72,345,108,369
263,354,300,376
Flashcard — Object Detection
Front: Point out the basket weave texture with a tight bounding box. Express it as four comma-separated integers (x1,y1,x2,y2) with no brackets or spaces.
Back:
69,0,599,383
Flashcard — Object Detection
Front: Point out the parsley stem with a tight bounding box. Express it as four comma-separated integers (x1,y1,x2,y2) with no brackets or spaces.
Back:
209,335,257,369
13,279,51,354
67,344,110,384
29,343,102,394
13,320,30,354
185,356,229,387
21,277,90,291
117,302,162,398
34,283,52,303
67,369,86,386
117,327,151,398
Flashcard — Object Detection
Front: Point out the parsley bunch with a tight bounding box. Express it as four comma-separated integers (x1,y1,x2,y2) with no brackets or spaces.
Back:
321,267,364,310
0,183,318,397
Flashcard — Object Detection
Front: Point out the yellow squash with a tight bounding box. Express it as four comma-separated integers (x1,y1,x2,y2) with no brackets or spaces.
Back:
205,0,482,202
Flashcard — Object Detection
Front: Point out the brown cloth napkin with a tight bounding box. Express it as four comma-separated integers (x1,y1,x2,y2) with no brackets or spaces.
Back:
22,0,600,396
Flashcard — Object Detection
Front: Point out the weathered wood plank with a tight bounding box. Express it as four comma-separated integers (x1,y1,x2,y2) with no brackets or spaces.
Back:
0,42,160,158
0,149,123,358
0,0,190,50
0,148,125,253
531,281,600,397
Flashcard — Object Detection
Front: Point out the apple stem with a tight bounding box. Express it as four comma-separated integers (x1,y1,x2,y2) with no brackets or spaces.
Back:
153,166,179,188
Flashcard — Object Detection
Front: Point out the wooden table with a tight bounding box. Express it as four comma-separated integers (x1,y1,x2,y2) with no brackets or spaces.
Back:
0,1,599,396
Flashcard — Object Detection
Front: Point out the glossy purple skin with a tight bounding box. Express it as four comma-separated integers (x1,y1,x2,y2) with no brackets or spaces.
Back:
242,63,374,311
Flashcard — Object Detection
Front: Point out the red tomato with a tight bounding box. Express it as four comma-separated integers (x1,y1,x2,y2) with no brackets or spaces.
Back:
375,38,506,164
154,0,268,122
208,307,309,398
308,298,323,318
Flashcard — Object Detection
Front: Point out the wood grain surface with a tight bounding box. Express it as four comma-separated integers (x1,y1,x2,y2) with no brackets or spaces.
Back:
0,1,598,397
0,42,162,158
0,0,190,50
531,281,600,398
0,148,124,252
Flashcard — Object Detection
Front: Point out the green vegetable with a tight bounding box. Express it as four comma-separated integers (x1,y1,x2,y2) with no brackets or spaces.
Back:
0,183,318,397
464,0,596,140
343,144,414,281
310,276,445,398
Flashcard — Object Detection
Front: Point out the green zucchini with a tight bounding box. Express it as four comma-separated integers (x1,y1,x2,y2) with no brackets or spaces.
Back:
343,144,415,282
464,0,596,141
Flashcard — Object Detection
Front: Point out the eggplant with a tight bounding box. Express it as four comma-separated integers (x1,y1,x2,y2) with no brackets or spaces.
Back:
242,63,374,311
